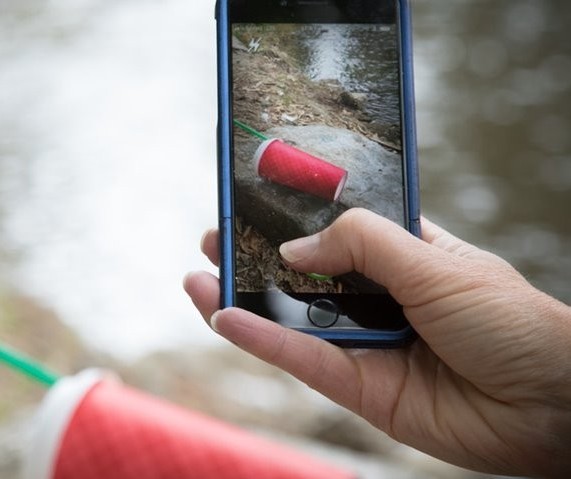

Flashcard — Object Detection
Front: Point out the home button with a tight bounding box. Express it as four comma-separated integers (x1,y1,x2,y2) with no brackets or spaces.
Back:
307,299,340,328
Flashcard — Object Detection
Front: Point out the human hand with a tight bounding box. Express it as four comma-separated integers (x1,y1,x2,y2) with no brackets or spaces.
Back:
184,208,571,478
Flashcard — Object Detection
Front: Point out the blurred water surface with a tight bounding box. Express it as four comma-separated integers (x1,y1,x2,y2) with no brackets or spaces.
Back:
0,0,219,358
300,24,401,125
413,0,571,303
0,0,569,360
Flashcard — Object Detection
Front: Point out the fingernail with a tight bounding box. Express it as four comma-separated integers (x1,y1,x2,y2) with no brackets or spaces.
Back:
210,310,221,332
279,234,320,263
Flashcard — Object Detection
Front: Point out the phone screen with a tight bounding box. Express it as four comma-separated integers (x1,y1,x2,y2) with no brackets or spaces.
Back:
226,1,414,336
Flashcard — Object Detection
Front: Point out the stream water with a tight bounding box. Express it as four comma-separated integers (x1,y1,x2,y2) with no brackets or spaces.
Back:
299,23,400,125
0,0,219,358
0,0,569,359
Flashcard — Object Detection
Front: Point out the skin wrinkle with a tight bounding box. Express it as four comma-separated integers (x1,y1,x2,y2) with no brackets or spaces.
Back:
421,219,490,263
405,265,530,336
404,292,504,356
421,349,449,442
301,341,333,394
418,282,472,313
391,256,479,308
431,376,484,472
474,300,571,402
409,293,506,344
338,212,369,277
408,342,528,470
333,210,396,282
431,359,446,443
400,350,508,471
266,323,289,366
386,347,413,441
425,365,516,475
454,378,513,470
442,424,480,473
475,406,545,475
404,347,459,452
347,350,368,419
412,313,537,403
409,259,521,309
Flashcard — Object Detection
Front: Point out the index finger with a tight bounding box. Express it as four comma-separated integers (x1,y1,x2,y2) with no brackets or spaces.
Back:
209,307,365,414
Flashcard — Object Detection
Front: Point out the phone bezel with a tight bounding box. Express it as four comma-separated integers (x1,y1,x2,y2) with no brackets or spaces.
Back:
216,0,420,348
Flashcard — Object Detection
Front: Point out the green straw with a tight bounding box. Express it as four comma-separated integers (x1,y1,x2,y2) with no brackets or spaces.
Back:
0,341,60,388
233,119,269,141
307,273,333,282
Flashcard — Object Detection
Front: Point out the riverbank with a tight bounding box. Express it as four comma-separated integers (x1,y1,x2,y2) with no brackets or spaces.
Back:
232,27,401,151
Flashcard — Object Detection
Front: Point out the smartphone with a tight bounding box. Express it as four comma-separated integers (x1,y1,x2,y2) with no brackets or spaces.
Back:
216,0,420,348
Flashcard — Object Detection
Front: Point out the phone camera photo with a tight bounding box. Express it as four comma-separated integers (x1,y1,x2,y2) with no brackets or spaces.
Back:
233,20,402,285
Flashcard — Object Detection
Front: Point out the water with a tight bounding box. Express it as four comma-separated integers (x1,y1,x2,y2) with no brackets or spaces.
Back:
0,0,569,361
412,0,571,303
0,0,220,359
300,24,400,125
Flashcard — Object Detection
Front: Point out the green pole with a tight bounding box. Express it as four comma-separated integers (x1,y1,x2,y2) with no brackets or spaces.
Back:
0,342,60,388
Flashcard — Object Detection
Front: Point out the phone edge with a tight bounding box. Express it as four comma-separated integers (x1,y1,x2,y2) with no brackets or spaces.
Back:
216,0,420,347
399,0,421,239
216,0,235,309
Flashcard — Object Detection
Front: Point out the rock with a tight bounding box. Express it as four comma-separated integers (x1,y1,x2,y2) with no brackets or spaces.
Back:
234,124,404,245
369,121,402,150
338,91,367,110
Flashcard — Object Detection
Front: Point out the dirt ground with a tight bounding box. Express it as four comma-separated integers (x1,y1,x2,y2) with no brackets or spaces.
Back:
234,217,341,293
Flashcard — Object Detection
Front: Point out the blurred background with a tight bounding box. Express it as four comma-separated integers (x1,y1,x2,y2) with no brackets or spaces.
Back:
0,0,569,477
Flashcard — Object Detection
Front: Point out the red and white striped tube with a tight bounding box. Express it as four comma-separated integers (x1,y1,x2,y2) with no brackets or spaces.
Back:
24,370,356,479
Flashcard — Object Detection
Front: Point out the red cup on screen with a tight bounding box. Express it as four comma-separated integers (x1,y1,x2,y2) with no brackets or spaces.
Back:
24,369,355,479
254,139,348,201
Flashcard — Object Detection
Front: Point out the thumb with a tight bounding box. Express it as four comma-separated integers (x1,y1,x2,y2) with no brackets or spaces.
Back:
279,208,471,308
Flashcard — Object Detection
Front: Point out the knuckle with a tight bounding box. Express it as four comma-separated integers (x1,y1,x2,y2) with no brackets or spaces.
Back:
334,208,370,231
